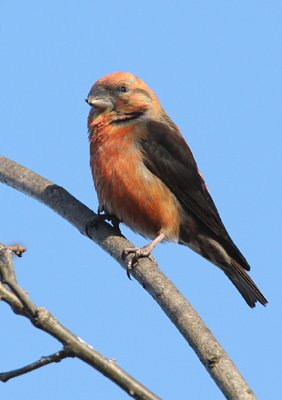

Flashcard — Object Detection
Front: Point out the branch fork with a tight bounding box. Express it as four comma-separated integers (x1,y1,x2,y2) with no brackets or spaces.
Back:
0,243,159,400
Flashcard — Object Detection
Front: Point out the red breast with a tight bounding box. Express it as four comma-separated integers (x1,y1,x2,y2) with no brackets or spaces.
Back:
89,120,181,241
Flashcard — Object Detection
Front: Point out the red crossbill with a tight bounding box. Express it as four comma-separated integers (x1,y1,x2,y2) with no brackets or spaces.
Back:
86,72,267,308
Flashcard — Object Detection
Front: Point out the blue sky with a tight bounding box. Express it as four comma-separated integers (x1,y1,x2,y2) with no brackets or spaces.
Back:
1,1,281,399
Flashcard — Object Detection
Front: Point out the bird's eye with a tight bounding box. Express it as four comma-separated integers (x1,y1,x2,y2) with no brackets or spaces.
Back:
118,85,128,93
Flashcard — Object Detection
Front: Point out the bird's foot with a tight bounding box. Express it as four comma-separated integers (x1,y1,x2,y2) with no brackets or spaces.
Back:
122,245,157,279
85,213,121,238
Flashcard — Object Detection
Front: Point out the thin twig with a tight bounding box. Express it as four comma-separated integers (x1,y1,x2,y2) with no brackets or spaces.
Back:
0,282,26,315
0,247,36,316
0,156,256,399
3,244,26,257
0,349,70,383
0,244,25,281
0,244,160,400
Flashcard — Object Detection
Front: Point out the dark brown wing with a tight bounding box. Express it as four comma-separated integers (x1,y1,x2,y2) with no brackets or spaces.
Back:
138,116,250,271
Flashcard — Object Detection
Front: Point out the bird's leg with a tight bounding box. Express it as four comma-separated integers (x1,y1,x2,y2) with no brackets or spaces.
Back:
122,232,165,278
85,207,121,238
104,214,121,231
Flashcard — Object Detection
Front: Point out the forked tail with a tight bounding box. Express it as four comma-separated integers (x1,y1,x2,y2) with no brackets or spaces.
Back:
225,260,267,308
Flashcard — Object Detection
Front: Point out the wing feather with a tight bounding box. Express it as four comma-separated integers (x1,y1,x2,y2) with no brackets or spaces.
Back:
138,116,250,270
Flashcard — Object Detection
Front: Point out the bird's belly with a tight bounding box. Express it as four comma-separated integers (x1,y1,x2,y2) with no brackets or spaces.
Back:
91,139,181,241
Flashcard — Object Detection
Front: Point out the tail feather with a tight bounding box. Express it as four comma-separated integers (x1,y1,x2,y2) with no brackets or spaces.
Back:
180,227,267,307
226,261,268,308
180,233,267,307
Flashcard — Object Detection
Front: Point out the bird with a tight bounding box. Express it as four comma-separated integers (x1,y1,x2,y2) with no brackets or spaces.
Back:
86,71,267,308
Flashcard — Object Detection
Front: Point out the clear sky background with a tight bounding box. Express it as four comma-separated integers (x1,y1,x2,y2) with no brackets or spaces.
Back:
0,1,281,399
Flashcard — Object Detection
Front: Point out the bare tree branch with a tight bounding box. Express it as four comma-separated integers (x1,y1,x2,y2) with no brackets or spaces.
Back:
0,349,69,383
0,282,26,315
0,156,256,399
0,244,160,400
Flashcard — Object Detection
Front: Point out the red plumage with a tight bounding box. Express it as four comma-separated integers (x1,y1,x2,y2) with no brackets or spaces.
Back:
86,72,267,308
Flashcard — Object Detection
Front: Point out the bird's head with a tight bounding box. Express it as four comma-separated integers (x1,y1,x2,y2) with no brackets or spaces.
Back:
86,72,161,123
